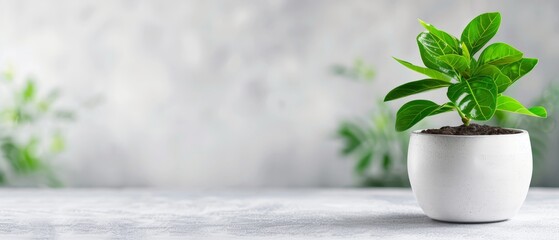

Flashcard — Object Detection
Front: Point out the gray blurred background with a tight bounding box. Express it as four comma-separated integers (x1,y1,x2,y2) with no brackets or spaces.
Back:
0,0,557,187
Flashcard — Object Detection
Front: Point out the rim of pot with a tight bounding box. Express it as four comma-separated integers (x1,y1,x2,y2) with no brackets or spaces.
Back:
411,128,528,138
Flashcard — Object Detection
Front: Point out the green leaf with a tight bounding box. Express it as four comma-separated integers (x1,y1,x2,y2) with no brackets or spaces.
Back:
418,19,460,52
384,79,451,102
1,138,41,173
22,80,36,102
417,40,441,72
356,150,373,174
22,140,41,172
392,57,452,81
417,32,459,74
461,12,501,55
395,100,454,131
338,122,362,154
50,133,66,153
499,58,538,84
382,154,391,171
461,42,470,60
479,43,523,65
496,95,547,118
447,76,497,120
437,54,470,73
474,64,512,93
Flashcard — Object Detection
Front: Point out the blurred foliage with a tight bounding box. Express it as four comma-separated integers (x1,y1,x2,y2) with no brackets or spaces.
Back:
494,83,559,185
331,58,375,81
337,102,410,187
0,67,75,187
333,60,410,187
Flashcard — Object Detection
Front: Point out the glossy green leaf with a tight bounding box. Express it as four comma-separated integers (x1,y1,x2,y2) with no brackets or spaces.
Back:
417,42,448,74
417,32,459,74
418,19,460,52
447,76,497,120
437,54,470,73
474,64,512,93
461,42,470,60
499,58,538,84
479,43,523,65
392,57,452,82
395,100,454,131
496,95,547,118
461,12,501,55
384,79,451,102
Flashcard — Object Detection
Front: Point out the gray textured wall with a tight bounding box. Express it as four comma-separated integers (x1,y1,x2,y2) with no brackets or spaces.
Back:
0,0,557,187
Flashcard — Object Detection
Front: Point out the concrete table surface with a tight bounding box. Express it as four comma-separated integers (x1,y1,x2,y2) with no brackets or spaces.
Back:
0,188,557,239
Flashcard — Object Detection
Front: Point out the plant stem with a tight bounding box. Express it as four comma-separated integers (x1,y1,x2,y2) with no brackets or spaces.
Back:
454,107,470,126
462,117,470,126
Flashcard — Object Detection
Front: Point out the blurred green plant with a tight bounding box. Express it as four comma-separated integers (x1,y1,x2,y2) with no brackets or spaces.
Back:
0,67,75,187
331,58,375,81
494,83,559,185
333,60,410,187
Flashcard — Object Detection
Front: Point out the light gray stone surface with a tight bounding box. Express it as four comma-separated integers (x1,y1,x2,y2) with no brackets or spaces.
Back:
0,188,556,239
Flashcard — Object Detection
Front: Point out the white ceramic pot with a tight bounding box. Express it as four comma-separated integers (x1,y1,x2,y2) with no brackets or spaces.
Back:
408,129,532,223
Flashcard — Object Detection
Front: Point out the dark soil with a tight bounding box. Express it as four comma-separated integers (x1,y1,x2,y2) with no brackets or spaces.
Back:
421,124,521,135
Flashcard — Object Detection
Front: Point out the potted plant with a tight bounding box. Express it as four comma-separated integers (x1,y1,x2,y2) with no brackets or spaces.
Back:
385,12,547,222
